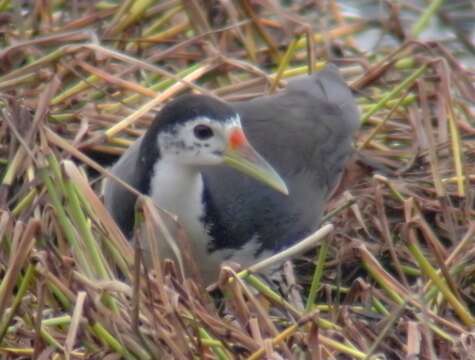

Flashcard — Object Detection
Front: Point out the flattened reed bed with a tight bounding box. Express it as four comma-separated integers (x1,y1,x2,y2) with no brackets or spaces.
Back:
0,1,474,358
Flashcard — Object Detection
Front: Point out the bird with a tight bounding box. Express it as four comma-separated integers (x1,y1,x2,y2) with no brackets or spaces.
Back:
104,64,360,283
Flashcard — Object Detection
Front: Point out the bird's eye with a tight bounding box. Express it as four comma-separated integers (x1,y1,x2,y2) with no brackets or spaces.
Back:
193,124,214,140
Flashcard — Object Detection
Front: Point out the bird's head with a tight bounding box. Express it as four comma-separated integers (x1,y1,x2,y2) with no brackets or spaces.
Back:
144,94,288,195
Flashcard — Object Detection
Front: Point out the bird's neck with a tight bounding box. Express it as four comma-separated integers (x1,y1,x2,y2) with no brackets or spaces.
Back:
149,158,206,237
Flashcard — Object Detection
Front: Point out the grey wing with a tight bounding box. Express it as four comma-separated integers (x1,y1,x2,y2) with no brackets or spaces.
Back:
103,138,143,237
238,63,359,193
284,63,360,190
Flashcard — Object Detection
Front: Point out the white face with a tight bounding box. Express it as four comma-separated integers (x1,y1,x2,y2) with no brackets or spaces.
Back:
157,115,242,166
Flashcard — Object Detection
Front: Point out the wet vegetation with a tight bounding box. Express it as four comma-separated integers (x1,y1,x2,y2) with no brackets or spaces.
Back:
0,1,474,358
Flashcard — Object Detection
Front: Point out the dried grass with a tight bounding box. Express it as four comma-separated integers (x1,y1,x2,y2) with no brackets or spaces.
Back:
0,1,474,359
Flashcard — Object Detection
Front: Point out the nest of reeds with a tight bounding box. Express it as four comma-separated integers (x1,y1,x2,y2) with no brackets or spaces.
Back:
0,1,474,359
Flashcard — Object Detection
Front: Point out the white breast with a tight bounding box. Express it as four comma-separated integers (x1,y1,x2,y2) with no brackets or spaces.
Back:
149,160,227,282
149,160,278,282
150,159,206,237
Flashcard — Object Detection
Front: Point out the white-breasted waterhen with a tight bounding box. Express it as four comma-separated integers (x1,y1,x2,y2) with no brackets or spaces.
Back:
104,64,359,283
